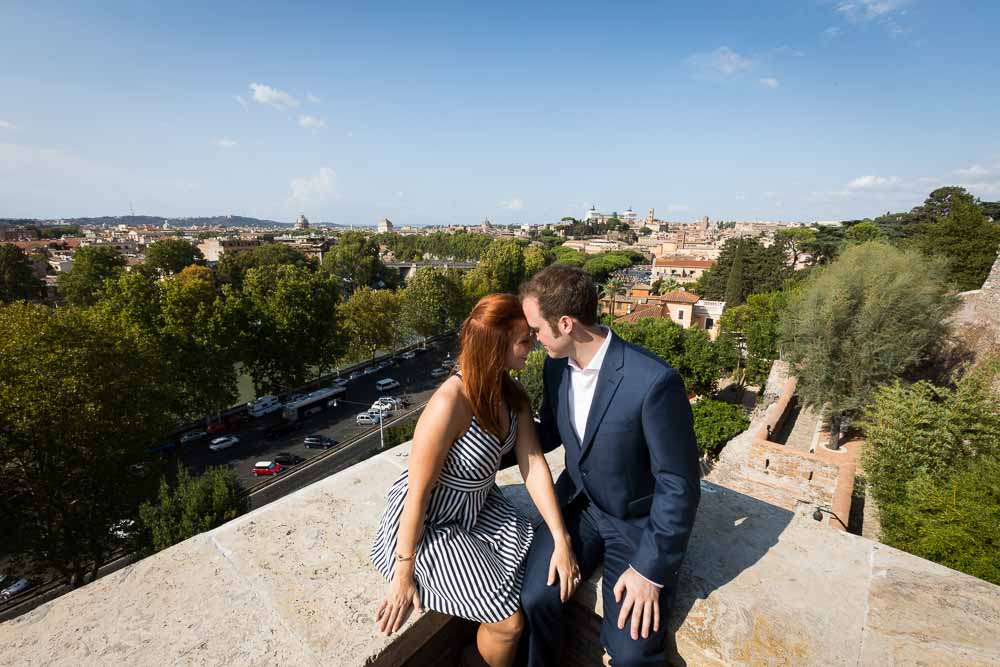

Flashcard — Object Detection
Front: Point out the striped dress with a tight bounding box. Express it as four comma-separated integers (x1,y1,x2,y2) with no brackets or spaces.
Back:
370,407,534,623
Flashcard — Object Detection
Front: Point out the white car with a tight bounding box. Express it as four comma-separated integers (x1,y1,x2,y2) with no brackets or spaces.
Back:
0,578,31,600
369,402,393,415
400,351,416,360
208,435,240,451
356,412,383,426
180,430,207,445
375,396,405,410
430,367,450,378
375,378,401,392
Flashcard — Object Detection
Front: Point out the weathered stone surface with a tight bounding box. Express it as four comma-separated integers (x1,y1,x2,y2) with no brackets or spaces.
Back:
2,440,999,667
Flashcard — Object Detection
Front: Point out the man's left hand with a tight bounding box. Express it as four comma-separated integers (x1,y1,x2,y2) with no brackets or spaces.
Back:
613,567,661,640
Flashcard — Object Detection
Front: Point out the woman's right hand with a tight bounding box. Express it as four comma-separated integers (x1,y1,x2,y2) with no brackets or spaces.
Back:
375,573,423,636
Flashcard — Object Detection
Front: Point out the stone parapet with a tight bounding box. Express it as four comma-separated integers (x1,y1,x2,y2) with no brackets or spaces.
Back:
2,440,999,666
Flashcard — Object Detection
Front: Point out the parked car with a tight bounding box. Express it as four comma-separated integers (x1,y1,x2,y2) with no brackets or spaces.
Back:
206,422,228,435
374,360,392,371
356,412,384,426
362,366,377,375
373,396,405,410
273,452,304,466
412,346,428,355
303,435,338,449
252,461,284,477
430,367,450,378
347,370,364,381
208,435,240,452
369,402,393,415
399,351,416,360
375,378,401,392
0,578,31,600
331,378,349,389
180,430,207,445
247,395,283,418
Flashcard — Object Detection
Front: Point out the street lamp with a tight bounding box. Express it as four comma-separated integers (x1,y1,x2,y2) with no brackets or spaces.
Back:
331,397,389,450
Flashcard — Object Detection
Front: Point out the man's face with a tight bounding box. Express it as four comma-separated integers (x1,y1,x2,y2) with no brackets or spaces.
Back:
522,296,569,359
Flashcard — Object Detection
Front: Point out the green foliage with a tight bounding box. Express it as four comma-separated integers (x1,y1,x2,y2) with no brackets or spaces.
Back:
321,231,394,294
0,244,44,303
718,290,788,385
514,348,546,413
144,238,205,275
601,278,626,316
844,220,887,245
374,230,492,262
696,237,792,302
551,245,587,267
691,399,750,458
463,238,525,300
0,302,178,584
216,243,314,289
339,286,403,363
58,245,126,306
781,242,957,438
138,466,248,553
383,419,418,448
612,317,725,395
401,267,467,341
34,224,80,239
583,252,633,283
879,457,1000,586
522,246,551,278
723,240,745,306
800,224,845,265
774,227,817,268
914,196,1000,292
241,264,344,392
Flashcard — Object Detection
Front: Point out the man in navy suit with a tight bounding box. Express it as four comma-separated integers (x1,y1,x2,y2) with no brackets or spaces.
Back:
516,266,701,667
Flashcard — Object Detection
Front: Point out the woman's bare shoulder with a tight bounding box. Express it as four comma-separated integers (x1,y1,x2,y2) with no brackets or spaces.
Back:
421,376,472,435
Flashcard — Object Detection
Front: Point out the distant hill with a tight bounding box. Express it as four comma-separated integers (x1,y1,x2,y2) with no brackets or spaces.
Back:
2,215,355,229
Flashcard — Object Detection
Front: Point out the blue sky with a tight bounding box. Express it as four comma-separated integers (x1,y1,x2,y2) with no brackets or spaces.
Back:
1,1,998,225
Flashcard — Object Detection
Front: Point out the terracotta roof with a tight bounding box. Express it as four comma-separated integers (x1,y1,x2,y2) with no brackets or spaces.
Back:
653,256,715,268
659,289,701,304
616,304,663,324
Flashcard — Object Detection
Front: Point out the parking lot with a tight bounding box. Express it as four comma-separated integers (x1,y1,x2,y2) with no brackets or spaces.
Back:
170,336,459,488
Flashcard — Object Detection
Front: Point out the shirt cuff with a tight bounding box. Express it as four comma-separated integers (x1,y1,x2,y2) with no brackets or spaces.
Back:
628,564,663,588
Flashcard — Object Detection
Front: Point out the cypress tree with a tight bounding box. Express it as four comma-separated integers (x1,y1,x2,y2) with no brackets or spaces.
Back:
724,240,745,306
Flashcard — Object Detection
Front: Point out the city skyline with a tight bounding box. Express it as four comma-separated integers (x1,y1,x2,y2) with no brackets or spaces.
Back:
1,1,998,225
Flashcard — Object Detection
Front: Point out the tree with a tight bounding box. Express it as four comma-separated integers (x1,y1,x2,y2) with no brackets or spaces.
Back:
718,290,788,385
690,399,750,458
774,227,817,268
780,242,958,448
696,237,791,302
844,220,887,245
583,252,633,283
463,239,525,300
522,246,550,278
551,245,587,267
216,243,313,289
58,245,126,306
680,328,725,395
800,224,845,265
138,466,248,553
241,264,344,392
339,286,403,362
723,240,745,306
652,277,680,295
0,244,44,303
321,231,392,294
612,317,725,395
144,239,204,275
914,196,1000,292
601,278,626,318
401,267,467,343
513,348,546,413
0,302,178,585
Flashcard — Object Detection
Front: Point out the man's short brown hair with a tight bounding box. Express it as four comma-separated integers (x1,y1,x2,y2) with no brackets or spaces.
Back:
519,265,599,328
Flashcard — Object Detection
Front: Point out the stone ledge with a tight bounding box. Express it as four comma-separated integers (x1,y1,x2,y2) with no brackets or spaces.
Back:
2,442,999,667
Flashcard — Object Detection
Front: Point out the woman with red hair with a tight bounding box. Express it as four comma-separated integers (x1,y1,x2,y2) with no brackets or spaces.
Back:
371,293,579,667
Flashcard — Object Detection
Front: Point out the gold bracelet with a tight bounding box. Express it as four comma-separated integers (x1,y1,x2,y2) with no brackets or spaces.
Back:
395,552,415,562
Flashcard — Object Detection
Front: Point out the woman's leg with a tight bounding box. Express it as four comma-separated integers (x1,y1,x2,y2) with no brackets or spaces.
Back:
468,610,524,667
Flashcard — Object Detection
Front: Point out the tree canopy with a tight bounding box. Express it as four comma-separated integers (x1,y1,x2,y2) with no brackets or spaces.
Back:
321,231,395,293
0,244,44,303
695,237,791,303
144,238,205,275
914,195,1000,292
216,243,314,288
57,245,126,306
401,267,467,342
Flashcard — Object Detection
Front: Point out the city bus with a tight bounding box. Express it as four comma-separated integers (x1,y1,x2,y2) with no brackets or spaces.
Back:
281,387,346,423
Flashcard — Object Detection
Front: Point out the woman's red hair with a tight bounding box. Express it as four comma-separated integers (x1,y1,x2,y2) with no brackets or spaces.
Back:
457,293,530,440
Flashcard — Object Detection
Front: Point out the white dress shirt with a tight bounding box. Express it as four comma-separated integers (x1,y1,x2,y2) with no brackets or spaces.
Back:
566,327,663,588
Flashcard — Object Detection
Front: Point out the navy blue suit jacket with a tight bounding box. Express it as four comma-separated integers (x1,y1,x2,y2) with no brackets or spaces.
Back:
536,332,701,588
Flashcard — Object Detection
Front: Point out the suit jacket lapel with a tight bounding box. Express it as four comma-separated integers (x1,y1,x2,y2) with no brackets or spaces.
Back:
558,362,579,448
579,333,625,460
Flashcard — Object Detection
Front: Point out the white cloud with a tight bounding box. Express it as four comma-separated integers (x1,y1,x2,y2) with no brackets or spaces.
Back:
212,138,239,149
954,165,990,178
298,114,327,129
686,46,753,77
290,167,337,202
760,78,780,89
234,95,248,109
836,0,907,22
306,93,321,104
847,175,902,190
0,120,15,130
250,82,299,110
499,197,524,210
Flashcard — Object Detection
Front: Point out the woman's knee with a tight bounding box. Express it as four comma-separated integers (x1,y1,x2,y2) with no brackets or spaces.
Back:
484,610,524,641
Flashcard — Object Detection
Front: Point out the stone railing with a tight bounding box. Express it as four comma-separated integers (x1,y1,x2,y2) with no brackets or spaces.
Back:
2,440,999,665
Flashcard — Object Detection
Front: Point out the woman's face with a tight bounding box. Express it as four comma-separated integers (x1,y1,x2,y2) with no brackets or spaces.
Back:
505,319,536,370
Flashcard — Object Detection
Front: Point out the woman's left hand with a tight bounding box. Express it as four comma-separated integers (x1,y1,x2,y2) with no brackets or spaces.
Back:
547,536,581,602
